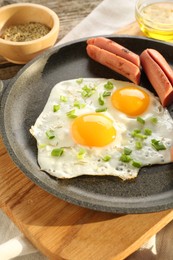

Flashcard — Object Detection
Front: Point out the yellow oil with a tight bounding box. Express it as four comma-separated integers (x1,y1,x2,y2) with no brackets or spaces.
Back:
136,2,173,42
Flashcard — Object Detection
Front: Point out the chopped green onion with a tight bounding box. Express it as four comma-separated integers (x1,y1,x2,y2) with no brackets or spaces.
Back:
135,141,143,150
66,109,77,119
104,81,114,90
131,129,141,135
46,130,55,139
137,116,145,125
144,128,152,136
151,139,166,151
76,78,83,84
53,104,60,112
81,85,96,98
124,147,132,155
73,101,86,109
60,95,68,102
103,91,111,97
150,117,158,124
98,94,104,106
132,160,142,168
51,148,64,157
38,144,47,149
131,129,147,139
119,154,132,163
95,107,107,112
102,155,111,162
136,133,147,139
77,148,86,159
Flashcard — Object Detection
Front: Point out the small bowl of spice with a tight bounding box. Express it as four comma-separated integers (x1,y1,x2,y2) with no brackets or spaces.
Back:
0,3,60,64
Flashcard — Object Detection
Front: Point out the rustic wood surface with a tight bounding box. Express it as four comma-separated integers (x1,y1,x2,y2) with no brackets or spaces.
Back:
1,1,173,260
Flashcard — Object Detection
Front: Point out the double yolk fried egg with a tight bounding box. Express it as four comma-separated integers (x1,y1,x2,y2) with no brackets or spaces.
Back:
30,78,173,180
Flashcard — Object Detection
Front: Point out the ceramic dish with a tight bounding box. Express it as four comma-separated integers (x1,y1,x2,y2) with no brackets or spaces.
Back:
0,36,173,214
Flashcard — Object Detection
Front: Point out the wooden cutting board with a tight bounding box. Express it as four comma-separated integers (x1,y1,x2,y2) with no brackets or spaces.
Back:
1,22,173,260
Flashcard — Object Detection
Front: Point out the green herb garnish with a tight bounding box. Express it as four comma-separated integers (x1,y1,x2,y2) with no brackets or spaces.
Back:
60,95,68,102
132,160,142,168
46,130,55,139
131,129,141,135
51,148,64,157
73,101,86,109
131,129,147,139
151,139,166,151
53,104,60,112
81,85,96,98
103,91,111,97
95,107,107,112
135,141,143,150
76,78,83,84
98,94,105,106
104,81,114,90
144,128,152,136
119,154,132,163
102,155,111,162
38,144,47,149
66,109,77,119
77,148,86,159
124,147,132,155
150,117,158,124
137,116,145,125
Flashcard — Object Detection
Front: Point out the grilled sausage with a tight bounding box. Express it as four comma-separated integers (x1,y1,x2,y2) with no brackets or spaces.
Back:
86,37,141,84
87,37,140,67
140,49,173,107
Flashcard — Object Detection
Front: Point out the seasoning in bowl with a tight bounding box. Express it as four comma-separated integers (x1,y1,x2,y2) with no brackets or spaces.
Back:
0,3,60,64
0,22,51,42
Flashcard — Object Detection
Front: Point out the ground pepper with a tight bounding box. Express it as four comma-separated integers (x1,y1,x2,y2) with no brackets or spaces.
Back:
1,22,51,42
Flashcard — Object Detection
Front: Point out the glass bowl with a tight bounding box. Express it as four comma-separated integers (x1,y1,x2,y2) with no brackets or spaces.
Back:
135,0,173,42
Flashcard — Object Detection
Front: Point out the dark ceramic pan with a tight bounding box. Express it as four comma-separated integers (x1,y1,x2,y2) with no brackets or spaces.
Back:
0,36,173,214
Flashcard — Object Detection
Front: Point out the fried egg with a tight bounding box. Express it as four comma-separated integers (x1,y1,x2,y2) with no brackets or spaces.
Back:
30,78,173,180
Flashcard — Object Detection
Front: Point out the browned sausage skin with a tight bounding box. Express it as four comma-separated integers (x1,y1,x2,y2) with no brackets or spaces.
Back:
140,49,173,107
87,37,140,67
146,49,173,86
86,44,141,85
86,37,141,84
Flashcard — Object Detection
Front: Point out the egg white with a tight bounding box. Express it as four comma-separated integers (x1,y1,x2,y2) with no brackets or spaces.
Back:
30,78,173,180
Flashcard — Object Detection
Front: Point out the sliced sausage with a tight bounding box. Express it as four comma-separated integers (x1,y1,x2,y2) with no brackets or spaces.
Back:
86,42,141,84
140,49,173,107
87,37,140,67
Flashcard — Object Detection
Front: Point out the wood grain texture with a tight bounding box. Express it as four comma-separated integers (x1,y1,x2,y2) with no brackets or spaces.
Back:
1,2,173,259
1,138,173,260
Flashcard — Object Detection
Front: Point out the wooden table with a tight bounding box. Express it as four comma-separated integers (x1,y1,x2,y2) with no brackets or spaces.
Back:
1,1,173,259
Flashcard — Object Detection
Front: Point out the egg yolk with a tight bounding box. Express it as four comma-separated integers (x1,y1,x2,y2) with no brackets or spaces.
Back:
111,86,150,116
71,113,116,147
